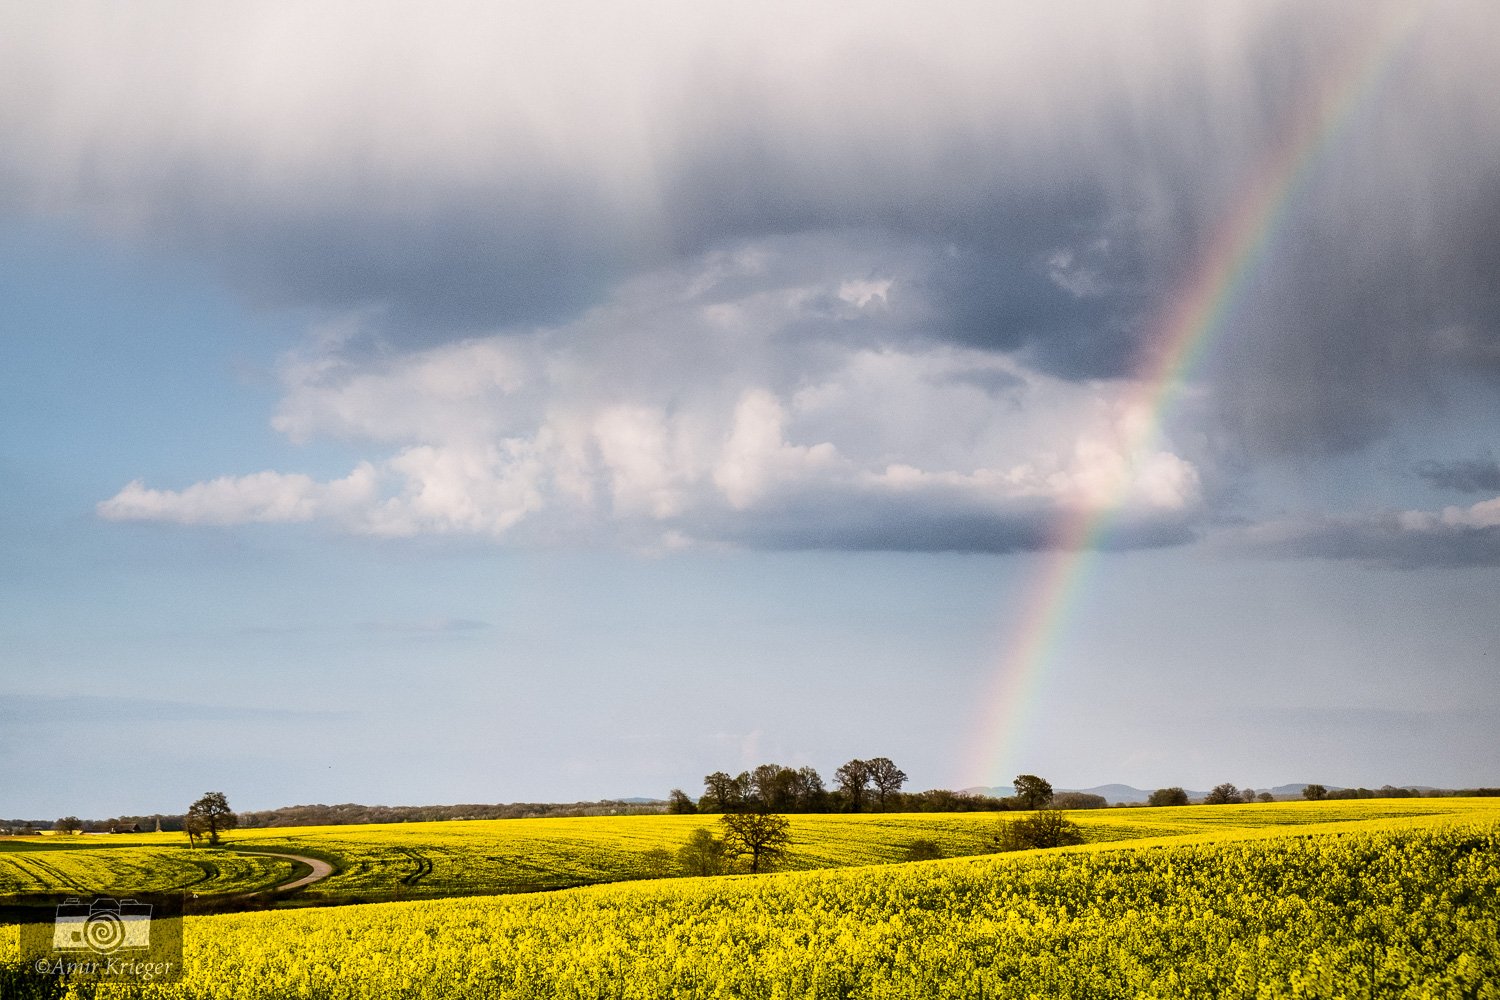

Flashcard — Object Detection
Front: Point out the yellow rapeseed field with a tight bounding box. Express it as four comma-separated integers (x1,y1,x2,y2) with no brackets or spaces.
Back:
1,799,1497,998
6,797,1485,900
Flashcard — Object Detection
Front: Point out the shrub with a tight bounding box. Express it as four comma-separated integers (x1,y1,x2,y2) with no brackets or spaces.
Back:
902,838,944,862
994,809,1085,851
1148,787,1190,807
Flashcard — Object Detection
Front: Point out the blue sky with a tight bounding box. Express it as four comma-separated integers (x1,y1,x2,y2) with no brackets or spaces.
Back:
3,1,1499,818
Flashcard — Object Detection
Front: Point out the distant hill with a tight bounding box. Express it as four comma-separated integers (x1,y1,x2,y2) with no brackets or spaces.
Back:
1071,784,1205,804
960,784,1202,804
1269,784,1326,797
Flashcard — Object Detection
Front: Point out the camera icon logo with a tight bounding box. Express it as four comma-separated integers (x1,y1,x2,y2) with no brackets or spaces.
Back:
52,897,153,955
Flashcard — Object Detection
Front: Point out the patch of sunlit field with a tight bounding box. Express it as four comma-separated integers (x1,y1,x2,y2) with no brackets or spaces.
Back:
12,812,1496,999
0,844,293,897
1063,795,1500,842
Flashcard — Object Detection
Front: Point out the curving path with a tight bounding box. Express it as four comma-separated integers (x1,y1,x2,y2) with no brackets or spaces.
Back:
226,849,335,896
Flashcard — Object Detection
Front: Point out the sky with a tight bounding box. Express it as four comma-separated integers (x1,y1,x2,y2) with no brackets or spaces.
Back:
3,1,1499,819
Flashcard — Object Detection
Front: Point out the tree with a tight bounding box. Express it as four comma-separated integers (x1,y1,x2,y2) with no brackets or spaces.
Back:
1257,792,1275,803
995,809,1084,851
700,771,749,813
666,789,698,814
677,827,728,876
791,766,827,812
864,757,908,811
835,760,871,812
1240,787,1258,804
1013,774,1054,810
187,792,237,846
52,816,82,835
751,764,799,812
1148,787,1189,807
1204,783,1240,805
1302,784,1328,801
719,811,792,874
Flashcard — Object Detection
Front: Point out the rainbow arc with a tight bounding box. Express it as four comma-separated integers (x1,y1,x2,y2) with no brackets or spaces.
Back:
971,10,1422,786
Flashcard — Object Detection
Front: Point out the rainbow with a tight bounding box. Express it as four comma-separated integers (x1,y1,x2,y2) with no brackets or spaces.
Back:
969,9,1423,788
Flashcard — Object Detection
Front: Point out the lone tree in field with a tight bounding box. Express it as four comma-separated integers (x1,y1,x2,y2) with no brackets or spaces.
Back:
187,792,238,846
835,759,871,812
1013,774,1054,810
865,757,908,811
1204,783,1241,805
1148,787,1190,807
53,816,82,835
1302,784,1328,801
719,811,792,874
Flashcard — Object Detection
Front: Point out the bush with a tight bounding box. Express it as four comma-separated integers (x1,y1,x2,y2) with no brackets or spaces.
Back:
1148,787,1190,807
902,838,944,862
994,809,1085,851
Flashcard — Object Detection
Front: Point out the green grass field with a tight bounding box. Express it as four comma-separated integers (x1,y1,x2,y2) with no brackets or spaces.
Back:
3,800,1497,998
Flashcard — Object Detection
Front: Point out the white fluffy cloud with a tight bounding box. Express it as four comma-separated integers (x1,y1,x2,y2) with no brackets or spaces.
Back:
99,467,377,526
98,242,1203,551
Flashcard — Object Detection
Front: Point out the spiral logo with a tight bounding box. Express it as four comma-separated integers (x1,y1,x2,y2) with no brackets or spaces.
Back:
84,911,127,954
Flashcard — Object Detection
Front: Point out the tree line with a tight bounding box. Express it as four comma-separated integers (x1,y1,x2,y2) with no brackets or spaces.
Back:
1149,782,1455,806
668,758,1022,815
232,799,662,827
667,765,1161,814
666,767,1484,817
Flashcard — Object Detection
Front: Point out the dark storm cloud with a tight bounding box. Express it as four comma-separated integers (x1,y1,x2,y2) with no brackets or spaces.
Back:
10,1,1500,563
1415,454,1500,494
707,488,1198,555
83,171,639,340
0,1,1396,374
1211,177,1500,458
